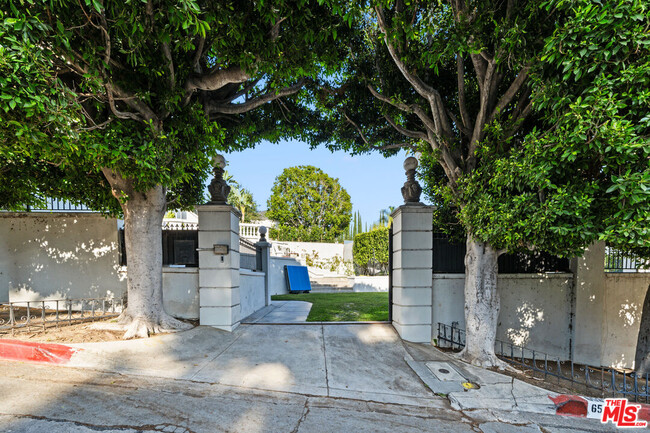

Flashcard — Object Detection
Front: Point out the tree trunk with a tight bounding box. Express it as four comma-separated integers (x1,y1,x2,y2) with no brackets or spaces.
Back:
634,284,650,374
103,169,192,339
459,235,507,368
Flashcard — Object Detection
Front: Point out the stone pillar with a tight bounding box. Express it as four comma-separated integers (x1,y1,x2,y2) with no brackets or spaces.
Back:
571,241,606,365
197,205,242,332
255,226,271,306
391,204,434,343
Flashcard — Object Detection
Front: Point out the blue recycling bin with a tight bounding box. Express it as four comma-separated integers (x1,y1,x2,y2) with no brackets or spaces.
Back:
285,265,312,293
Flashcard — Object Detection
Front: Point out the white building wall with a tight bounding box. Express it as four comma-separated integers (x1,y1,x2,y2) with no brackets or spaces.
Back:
268,256,302,295
162,267,199,319
432,273,574,358
0,213,126,302
272,241,345,263
353,276,389,292
240,270,266,320
602,273,650,369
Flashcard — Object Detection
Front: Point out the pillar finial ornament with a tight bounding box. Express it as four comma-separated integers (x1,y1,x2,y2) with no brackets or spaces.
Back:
401,157,422,204
207,155,230,204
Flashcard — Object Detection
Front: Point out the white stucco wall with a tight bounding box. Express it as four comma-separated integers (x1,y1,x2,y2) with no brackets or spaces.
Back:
601,273,650,369
0,213,126,302
272,241,345,262
268,256,301,295
353,276,389,292
162,267,199,319
240,269,265,319
432,273,574,358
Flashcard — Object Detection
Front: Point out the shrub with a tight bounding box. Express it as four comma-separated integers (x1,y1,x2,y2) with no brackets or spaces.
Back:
353,226,389,275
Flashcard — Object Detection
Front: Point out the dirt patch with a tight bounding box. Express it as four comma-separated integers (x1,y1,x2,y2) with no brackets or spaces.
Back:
0,318,127,343
0,317,199,344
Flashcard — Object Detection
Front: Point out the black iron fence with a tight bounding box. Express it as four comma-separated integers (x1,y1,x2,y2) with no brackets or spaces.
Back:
24,199,93,212
119,228,199,267
0,298,123,335
437,323,650,401
432,232,570,274
605,247,649,272
119,227,265,269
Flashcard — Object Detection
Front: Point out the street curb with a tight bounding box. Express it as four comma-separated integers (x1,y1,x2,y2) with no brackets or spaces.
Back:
0,339,80,364
550,394,650,422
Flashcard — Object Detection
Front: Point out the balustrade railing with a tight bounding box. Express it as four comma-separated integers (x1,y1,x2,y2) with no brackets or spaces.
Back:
240,223,263,239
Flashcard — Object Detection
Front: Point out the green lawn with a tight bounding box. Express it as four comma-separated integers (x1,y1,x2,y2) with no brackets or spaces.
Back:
271,292,389,322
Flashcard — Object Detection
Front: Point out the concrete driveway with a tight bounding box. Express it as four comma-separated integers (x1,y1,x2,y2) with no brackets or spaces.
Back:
1,323,629,432
68,323,436,407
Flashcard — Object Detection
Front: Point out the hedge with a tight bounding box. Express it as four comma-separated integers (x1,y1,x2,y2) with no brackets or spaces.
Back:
353,226,389,275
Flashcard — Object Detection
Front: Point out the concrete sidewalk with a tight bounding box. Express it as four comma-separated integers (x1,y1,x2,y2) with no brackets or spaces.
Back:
242,300,313,323
66,323,557,412
4,324,635,431
68,323,437,407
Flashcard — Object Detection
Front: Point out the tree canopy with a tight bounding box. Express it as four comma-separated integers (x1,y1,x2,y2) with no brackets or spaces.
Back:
455,0,650,257
314,0,649,366
0,0,347,338
1,0,346,211
267,165,352,242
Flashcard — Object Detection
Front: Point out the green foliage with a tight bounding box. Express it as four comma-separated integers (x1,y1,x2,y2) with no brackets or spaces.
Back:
1,0,347,213
353,226,389,275
224,170,259,223
267,166,352,242
271,293,389,321
304,250,353,275
457,0,650,256
317,0,648,260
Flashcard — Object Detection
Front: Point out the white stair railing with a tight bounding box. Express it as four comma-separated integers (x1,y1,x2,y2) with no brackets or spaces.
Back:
239,223,263,240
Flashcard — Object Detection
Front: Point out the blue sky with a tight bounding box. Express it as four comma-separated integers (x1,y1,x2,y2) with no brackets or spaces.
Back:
223,139,422,226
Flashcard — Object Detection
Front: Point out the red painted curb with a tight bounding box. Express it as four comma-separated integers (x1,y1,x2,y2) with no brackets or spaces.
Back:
549,395,588,417
0,339,79,364
550,394,650,422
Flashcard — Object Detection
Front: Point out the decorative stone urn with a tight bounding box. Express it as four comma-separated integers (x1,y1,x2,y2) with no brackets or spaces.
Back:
401,156,422,204
206,155,230,204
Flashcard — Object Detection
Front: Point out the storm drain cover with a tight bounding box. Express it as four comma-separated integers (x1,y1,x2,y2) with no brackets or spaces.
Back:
425,362,466,382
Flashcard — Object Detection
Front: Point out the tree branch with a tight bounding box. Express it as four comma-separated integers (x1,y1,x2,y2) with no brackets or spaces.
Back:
224,78,261,104
110,83,159,126
467,58,497,170
367,85,412,112
372,142,418,151
457,54,472,131
206,80,304,115
375,5,437,99
487,65,530,125
191,37,205,73
182,66,251,106
104,83,146,123
383,113,427,141
344,113,370,146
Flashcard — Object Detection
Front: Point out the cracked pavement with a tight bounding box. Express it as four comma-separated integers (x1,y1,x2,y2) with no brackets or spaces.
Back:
0,324,634,432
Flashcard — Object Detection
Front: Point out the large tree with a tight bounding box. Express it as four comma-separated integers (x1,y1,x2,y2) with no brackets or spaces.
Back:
267,165,352,242
318,0,649,367
1,0,344,338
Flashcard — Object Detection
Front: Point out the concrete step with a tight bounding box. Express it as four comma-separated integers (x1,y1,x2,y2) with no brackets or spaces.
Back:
309,286,355,293
310,277,353,289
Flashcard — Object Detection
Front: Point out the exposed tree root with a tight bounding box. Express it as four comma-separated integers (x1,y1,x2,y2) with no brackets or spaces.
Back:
457,348,512,371
96,309,193,339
